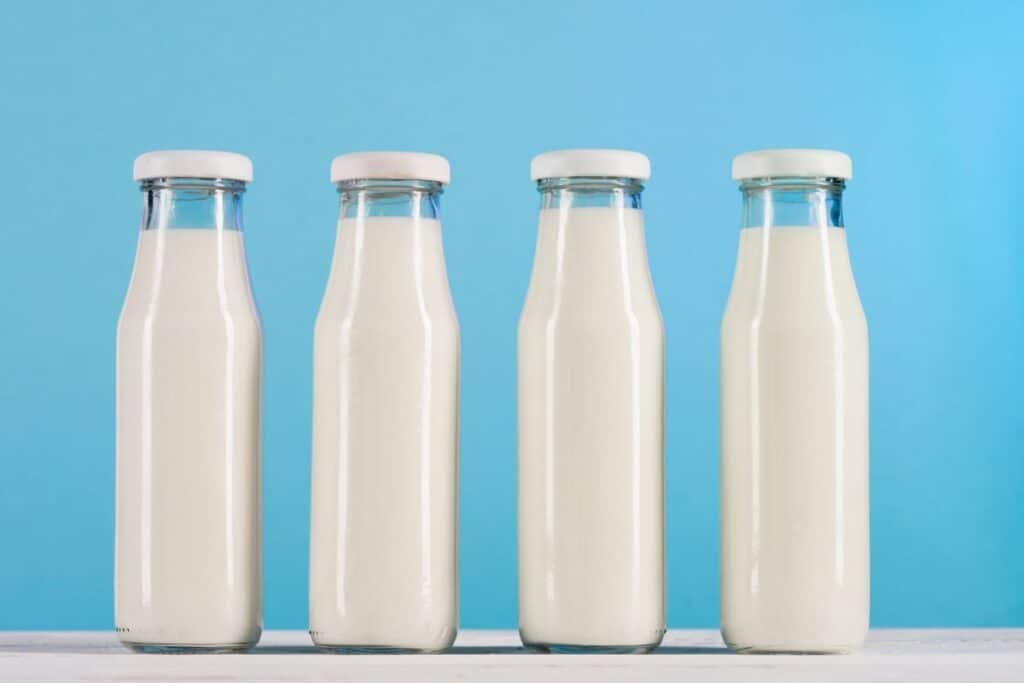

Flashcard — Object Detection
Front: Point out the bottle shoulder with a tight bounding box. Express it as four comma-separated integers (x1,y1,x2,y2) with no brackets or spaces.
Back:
118,290,261,333
519,298,663,339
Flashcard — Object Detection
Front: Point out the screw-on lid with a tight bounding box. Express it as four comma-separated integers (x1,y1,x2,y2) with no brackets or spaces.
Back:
330,152,450,184
530,149,651,181
133,150,253,182
732,148,852,181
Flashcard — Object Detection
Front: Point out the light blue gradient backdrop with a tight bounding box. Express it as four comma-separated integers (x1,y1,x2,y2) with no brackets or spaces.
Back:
0,1,1021,629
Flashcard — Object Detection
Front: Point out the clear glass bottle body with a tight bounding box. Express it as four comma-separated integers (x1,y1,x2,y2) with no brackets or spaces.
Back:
518,177,665,653
115,178,263,652
309,179,459,652
720,178,869,653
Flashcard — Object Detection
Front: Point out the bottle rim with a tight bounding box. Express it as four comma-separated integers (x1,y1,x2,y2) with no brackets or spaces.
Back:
536,176,644,193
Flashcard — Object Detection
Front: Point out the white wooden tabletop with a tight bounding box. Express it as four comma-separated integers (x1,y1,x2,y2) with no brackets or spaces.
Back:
1,629,1021,681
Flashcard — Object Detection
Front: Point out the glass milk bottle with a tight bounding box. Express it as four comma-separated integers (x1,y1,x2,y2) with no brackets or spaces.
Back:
116,151,262,651
518,150,665,653
721,149,869,653
310,152,459,652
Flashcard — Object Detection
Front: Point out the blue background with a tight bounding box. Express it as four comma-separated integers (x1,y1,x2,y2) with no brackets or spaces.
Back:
1,1,1021,630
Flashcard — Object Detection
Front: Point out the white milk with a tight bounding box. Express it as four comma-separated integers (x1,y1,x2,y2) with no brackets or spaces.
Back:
310,216,459,652
116,228,262,650
518,207,665,651
721,226,869,653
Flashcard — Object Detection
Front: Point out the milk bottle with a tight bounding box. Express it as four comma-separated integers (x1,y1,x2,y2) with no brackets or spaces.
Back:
116,151,262,651
309,152,459,652
721,149,869,653
518,150,665,653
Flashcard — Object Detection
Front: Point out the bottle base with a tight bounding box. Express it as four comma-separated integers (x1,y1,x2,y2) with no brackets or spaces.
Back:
314,644,447,654
310,629,456,654
122,641,258,654
726,642,858,655
523,638,662,654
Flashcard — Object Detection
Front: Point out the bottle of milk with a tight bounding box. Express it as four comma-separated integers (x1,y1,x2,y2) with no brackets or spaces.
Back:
518,150,665,653
720,149,869,653
309,152,459,652
116,151,262,651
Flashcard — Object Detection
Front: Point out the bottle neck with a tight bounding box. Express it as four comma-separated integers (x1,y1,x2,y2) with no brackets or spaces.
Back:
337,179,442,220
537,177,643,210
740,177,844,229
140,178,246,231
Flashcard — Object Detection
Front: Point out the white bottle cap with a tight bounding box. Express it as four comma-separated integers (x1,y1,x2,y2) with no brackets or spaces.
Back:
530,149,651,181
133,150,253,182
731,148,852,181
330,152,450,184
